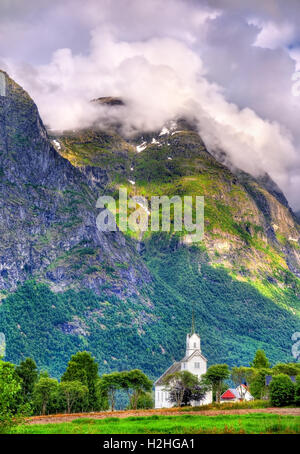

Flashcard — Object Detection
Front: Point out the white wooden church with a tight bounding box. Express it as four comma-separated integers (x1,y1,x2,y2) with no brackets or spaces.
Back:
154,323,213,408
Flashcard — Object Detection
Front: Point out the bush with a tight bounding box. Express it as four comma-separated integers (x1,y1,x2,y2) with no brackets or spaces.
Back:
0,360,26,433
269,374,295,407
295,376,300,406
129,392,154,409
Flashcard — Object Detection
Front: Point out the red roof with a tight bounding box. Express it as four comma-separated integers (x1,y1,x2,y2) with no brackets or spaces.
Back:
221,389,236,400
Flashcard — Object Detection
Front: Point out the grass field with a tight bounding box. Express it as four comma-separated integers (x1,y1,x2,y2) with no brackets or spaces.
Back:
14,413,300,434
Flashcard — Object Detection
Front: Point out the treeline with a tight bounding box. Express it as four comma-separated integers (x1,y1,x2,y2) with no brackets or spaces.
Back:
208,350,300,407
1,348,300,434
0,351,153,432
161,350,300,408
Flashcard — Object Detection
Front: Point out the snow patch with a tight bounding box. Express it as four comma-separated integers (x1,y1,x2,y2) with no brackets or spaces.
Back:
171,130,183,135
151,138,160,144
159,126,170,136
52,140,61,150
136,141,147,152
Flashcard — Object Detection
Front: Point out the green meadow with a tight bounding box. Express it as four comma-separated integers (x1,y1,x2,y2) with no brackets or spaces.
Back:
14,413,300,434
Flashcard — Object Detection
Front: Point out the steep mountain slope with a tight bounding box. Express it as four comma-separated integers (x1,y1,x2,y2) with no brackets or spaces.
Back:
0,71,149,296
0,72,299,378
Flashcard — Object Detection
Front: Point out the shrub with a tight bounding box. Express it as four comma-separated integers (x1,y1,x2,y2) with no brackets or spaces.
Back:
129,392,154,409
269,374,295,407
295,376,300,406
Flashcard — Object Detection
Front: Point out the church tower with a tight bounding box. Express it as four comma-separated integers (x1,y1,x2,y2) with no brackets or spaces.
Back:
185,302,201,356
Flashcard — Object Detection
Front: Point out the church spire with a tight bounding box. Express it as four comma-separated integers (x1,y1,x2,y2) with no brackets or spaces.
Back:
191,301,195,334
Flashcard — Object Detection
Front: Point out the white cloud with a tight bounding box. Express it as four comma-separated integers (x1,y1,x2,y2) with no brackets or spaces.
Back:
1,0,300,209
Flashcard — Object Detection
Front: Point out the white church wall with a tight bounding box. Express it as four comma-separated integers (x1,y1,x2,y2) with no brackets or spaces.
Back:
155,385,173,409
182,355,207,377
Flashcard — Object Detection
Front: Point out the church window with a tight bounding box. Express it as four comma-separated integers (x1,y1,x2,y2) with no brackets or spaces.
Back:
194,362,200,368
193,342,197,348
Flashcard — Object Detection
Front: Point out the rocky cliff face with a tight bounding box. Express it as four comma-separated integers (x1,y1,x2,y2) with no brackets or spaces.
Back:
0,72,299,376
0,71,150,296
54,118,300,286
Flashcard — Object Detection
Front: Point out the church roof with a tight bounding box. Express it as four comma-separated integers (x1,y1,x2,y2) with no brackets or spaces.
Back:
155,349,207,386
181,349,207,363
154,361,181,386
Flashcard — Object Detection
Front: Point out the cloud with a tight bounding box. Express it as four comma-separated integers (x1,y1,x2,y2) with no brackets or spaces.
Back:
1,0,300,209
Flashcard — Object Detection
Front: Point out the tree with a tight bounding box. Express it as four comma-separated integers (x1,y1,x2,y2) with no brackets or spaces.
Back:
251,349,270,369
181,379,210,407
15,358,38,403
272,363,300,377
122,370,152,410
95,378,109,411
101,372,124,411
249,368,271,400
204,364,230,403
295,376,300,406
61,351,99,411
129,392,154,409
33,377,58,415
0,360,23,433
231,367,255,400
163,371,207,407
59,381,88,413
269,374,295,407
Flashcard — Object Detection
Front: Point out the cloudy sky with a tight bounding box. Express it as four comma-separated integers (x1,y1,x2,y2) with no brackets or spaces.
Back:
1,0,300,209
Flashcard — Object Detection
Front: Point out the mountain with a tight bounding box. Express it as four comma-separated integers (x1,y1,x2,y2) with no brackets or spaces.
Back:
0,71,299,378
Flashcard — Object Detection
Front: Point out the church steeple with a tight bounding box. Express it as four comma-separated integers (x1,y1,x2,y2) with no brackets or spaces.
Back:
191,301,195,335
186,302,201,356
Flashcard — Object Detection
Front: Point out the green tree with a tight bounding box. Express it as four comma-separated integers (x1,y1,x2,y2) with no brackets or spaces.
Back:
272,363,300,377
129,392,154,409
101,372,124,411
33,377,58,415
231,367,255,400
204,364,230,403
95,378,109,411
15,358,38,403
295,376,300,406
163,371,207,407
59,381,88,413
269,374,295,407
249,368,271,400
0,360,23,433
61,351,99,411
251,349,270,369
122,370,152,410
